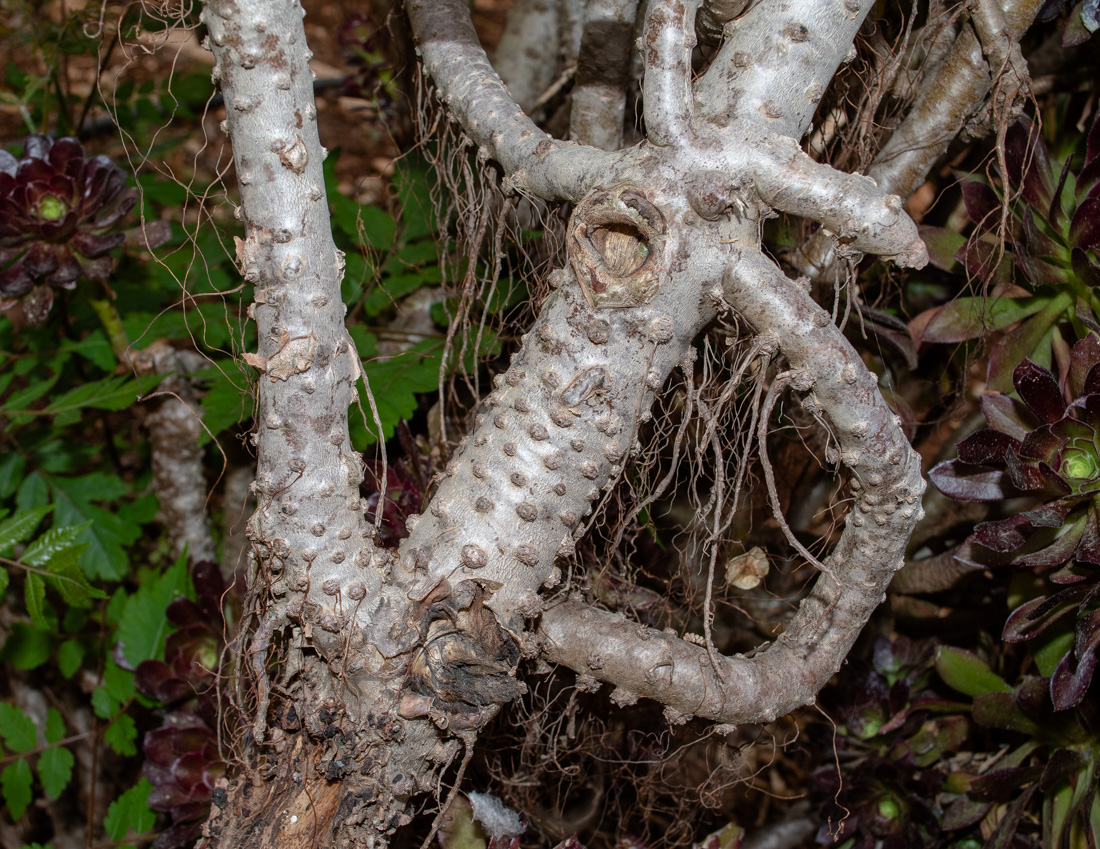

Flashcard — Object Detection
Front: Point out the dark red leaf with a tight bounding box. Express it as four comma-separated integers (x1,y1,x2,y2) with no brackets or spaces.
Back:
1016,515,1087,567
974,514,1032,551
1014,359,1066,423
1070,198,1100,250
981,393,1037,439
957,429,1021,464
1003,590,1081,642
962,180,1001,225
968,762,1041,797
1005,121,1054,210
1050,631,1099,710
928,460,1015,502
1072,248,1100,289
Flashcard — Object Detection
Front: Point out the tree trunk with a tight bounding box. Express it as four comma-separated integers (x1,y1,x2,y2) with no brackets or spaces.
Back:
196,0,1031,845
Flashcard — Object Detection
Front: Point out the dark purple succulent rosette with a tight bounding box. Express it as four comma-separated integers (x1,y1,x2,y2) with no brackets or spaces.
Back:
143,711,226,849
931,337,1100,708
0,135,171,325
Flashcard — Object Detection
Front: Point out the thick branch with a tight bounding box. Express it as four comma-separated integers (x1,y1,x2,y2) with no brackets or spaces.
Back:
406,0,620,201
540,250,925,722
694,0,877,139
793,0,1041,278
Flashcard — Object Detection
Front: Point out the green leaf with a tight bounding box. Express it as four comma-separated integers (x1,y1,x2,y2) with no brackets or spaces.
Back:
44,373,167,418
352,341,443,446
116,552,189,667
917,296,1049,344
59,330,116,372
49,475,138,580
91,687,117,721
1,759,33,820
104,659,135,704
103,714,137,756
0,506,52,557
38,710,73,800
39,544,104,608
359,204,396,250
0,568,8,597
0,623,52,670
1,368,60,413
103,779,155,840
24,573,47,628
57,639,84,679
21,523,90,568
197,367,251,445
935,646,1013,697
0,452,26,499
1035,630,1075,677
0,703,38,752
15,473,48,511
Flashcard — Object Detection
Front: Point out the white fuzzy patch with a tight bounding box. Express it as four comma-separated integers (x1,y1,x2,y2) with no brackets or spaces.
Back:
467,791,526,840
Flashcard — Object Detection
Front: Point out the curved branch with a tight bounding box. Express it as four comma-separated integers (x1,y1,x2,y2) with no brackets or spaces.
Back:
539,250,924,723
642,0,700,147
793,0,1041,278
752,136,928,267
406,0,620,201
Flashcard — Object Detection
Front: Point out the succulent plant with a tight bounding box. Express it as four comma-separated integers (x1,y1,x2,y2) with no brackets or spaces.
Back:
912,108,1100,391
0,136,143,324
135,561,236,849
143,712,226,849
813,637,970,849
930,336,1100,708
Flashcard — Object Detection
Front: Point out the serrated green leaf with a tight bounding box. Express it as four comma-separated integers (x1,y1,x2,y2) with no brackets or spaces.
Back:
44,708,63,745
22,523,90,568
49,476,135,580
0,703,37,752
116,552,189,667
24,573,47,627
0,506,52,557
38,711,73,800
1,759,33,819
1,368,60,413
935,646,1013,697
37,744,74,800
41,544,103,607
0,623,51,670
360,204,396,250
91,687,117,720
57,639,84,679
197,367,251,445
60,329,116,372
103,779,155,840
40,373,167,418
104,714,137,756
